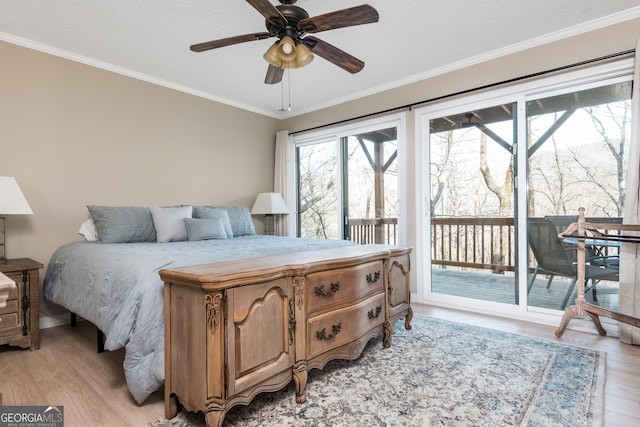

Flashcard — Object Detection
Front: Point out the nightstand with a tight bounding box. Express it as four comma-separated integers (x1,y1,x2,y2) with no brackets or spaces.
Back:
0,258,43,350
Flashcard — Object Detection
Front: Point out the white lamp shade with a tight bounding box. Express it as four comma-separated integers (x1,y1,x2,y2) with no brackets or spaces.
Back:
0,177,33,215
251,193,290,215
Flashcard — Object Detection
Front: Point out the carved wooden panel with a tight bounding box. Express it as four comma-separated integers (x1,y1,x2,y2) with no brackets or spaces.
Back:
226,278,293,396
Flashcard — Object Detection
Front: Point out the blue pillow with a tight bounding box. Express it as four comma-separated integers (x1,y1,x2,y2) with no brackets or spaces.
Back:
223,206,256,237
184,218,228,241
87,205,157,243
194,206,256,237
192,206,233,238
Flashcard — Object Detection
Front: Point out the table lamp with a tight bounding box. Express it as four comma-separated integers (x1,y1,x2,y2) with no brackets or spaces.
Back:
251,192,290,236
0,177,34,263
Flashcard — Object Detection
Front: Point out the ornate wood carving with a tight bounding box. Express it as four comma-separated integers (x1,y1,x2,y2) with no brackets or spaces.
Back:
288,298,296,345
205,293,223,334
293,276,305,310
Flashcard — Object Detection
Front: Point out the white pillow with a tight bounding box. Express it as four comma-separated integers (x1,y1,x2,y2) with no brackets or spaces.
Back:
78,219,98,241
150,206,193,243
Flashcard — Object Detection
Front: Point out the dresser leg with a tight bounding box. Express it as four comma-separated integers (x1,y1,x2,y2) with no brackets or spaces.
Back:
382,320,392,348
205,409,224,427
166,393,179,419
404,307,414,330
293,361,308,404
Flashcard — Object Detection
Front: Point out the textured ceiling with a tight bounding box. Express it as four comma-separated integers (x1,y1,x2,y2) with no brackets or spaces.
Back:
1,1,639,118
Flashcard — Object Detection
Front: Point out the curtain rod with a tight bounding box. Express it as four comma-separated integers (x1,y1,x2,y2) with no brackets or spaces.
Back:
290,48,635,136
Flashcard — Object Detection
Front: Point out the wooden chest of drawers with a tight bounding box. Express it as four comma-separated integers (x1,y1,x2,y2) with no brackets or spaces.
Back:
160,245,411,427
0,258,43,350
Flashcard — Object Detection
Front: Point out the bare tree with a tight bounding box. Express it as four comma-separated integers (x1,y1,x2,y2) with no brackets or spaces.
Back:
584,103,629,216
479,132,514,216
298,144,338,239
430,130,455,216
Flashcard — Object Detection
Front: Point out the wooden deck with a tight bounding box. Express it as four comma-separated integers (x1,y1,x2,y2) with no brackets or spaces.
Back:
431,267,619,311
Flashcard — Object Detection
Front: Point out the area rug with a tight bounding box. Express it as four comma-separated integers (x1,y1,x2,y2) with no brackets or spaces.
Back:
144,314,605,427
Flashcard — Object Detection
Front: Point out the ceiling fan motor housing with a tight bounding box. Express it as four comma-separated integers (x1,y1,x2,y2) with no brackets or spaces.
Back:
266,4,309,42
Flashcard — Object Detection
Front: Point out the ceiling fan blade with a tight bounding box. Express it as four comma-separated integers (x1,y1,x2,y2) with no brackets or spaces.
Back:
304,36,365,74
300,5,379,33
246,0,287,26
190,32,271,52
265,64,284,85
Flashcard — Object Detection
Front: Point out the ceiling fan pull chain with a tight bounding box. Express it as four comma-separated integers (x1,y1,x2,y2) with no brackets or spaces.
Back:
280,74,285,112
279,69,292,112
287,69,292,112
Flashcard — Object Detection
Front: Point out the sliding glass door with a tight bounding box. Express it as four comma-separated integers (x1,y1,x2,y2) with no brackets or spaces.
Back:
295,116,404,245
417,60,633,318
526,81,632,312
428,102,518,305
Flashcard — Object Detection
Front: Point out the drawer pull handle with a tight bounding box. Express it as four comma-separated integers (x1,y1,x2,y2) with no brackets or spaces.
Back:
368,305,382,319
316,323,342,341
366,271,381,284
315,282,340,297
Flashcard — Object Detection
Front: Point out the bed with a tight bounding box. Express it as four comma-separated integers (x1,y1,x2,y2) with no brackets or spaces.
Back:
43,205,355,404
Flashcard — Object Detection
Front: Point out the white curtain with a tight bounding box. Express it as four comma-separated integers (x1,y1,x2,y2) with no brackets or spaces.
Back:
273,130,296,236
620,38,640,344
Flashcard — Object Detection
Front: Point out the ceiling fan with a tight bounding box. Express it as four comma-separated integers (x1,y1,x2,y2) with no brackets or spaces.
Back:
190,0,379,84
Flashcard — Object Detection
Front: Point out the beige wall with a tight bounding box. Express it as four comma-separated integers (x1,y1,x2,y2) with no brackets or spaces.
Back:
1,41,280,319
3,16,639,322
280,17,640,293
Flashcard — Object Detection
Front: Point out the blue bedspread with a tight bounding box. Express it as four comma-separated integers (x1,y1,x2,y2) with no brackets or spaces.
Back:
43,235,354,404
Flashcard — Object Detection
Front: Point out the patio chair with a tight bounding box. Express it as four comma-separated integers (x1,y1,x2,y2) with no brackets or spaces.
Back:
545,215,620,298
527,217,619,310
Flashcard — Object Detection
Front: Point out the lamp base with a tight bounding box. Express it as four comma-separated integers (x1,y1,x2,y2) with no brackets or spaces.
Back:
263,215,276,236
0,216,5,262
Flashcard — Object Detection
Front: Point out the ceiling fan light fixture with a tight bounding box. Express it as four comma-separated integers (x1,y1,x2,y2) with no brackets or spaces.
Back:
277,36,297,61
295,43,314,67
263,43,282,67
280,61,298,70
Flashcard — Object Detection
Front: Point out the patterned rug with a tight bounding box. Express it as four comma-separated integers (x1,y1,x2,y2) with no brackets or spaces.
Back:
144,314,605,427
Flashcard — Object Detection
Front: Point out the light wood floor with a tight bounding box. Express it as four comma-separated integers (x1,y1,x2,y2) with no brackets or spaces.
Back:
1,304,639,427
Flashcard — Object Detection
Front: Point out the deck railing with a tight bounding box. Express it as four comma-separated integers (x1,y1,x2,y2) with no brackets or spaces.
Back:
348,218,398,245
349,216,620,273
431,217,515,272
348,217,515,271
